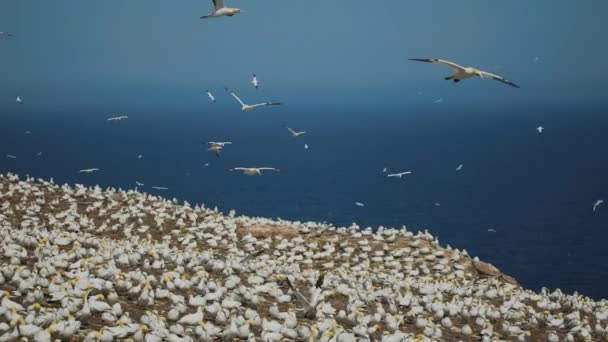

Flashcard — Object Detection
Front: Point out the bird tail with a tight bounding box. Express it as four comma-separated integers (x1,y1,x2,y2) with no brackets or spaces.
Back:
444,76,454,81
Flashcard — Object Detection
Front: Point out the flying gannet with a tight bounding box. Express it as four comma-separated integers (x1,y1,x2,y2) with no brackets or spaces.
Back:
287,127,306,137
79,168,99,173
200,0,241,19
206,90,216,103
231,167,280,176
107,116,128,121
151,186,168,190
434,98,444,104
355,202,365,207
135,181,144,186
593,200,604,212
252,74,259,89
410,58,520,88
456,164,463,171
6,155,16,159
304,144,309,150
537,126,544,134
387,171,412,178
16,96,22,104
230,91,282,112
207,141,232,157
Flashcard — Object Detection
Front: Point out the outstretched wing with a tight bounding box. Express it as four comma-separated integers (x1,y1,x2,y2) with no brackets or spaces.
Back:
212,0,225,10
410,58,467,72
478,71,520,88
258,167,279,172
231,92,246,106
286,278,311,307
287,127,297,135
264,102,282,107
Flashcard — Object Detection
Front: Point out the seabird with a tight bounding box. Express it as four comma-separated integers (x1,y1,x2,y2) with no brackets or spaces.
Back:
135,181,144,186
304,144,309,150
207,142,232,157
6,155,16,159
206,90,216,103
200,0,241,19
79,168,99,174
537,126,544,134
387,171,412,179
16,96,22,104
230,91,282,112
138,154,143,159
231,167,280,176
488,228,497,233
434,98,444,104
287,127,306,137
151,186,169,190
355,202,365,207
252,74,259,89
382,167,387,173
456,164,463,171
410,58,520,88
107,116,128,121
593,200,604,212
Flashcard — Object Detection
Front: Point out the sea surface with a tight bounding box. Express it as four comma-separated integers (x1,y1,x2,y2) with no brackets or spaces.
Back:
1,98,607,299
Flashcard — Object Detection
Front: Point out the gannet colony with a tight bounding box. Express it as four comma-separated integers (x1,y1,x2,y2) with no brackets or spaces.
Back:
1,173,607,342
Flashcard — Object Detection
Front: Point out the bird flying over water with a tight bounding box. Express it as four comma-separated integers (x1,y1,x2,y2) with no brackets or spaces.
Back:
135,181,144,186
287,127,306,137
207,142,231,157
6,155,16,159
79,168,99,174
456,164,463,171
107,116,128,121
252,74,259,89
231,167,280,176
200,0,241,18
355,202,365,207
151,186,169,190
15,96,22,104
537,126,544,134
387,171,412,179
593,200,604,212
410,58,520,88
230,91,282,112
304,144,309,150
206,90,216,103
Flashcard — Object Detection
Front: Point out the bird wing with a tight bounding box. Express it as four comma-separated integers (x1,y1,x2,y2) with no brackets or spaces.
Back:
239,249,265,263
258,168,279,171
232,167,247,171
286,278,311,307
478,71,520,88
287,127,297,135
410,58,467,72
212,0,225,10
231,92,246,106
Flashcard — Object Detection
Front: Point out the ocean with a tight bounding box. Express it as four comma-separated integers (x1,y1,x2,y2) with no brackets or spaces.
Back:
1,97,607,299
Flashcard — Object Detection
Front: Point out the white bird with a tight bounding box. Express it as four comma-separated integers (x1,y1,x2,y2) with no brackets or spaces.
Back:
593,200,604,212
355,202,365,207
206,90,216,103
488,228,497,233
456,164,463,171
304,144,309,150
135,181,144,186
252,74,259,89
230,91,282,112
16,96,23,104
382,167,387,173
6,154,16,159
138,154,143,159
204,162,210,167
410,58,520,88
200,0,241,19
434,98,444,104
151,186,168,190
107,116,128,121
537,126,544,134
207,142,232,157
231,167,280,176
287,127,306,137
387,171,412,178
79,168,100,174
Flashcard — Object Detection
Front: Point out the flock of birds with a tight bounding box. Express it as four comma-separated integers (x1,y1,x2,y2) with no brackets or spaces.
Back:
0,174,608,342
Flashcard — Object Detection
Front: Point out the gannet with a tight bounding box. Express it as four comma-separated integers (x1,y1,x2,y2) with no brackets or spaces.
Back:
304,144,309,150
537,126,544,134
252,74,259,89
138,154,143,159
230,91,282,112
206,90,216,103
387,171,412,178
200,0,241,19
107,116,128,121
231,167,280,175
355,202,365,207
16,96,22,104
78,168,99,173
410,58,520,88
151,186,168,190
488,228,497,233
208,142,231,157
135,181,144,186
434,98,444,104
456,164,463,171
6,155,16,159
593,200,604,212
287,127,306,137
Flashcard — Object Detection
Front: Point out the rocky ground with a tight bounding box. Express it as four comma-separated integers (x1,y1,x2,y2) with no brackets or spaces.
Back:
0,173,607,341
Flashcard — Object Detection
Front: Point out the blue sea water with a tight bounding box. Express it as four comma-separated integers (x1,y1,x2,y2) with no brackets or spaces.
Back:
1,94,607,299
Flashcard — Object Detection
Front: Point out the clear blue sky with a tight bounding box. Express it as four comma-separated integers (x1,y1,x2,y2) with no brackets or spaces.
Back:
1,0,607,110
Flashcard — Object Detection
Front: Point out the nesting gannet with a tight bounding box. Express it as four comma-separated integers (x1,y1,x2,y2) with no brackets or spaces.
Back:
287,127,306,137
78,168,100,173
107,116,128,121
537,126,544,134
410,58,520,88
200,0,241,19
16,96,23,104
231,167,280,175
252,74,259,89
593,200,604,212
387,171,412,178
206,90,216,103
208,142,232,157
456,164,463,171
230,91,282,112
